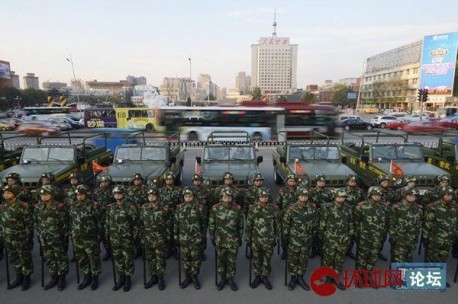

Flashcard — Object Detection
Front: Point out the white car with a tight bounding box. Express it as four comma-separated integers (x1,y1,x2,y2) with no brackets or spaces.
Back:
403,114,430,122
370,115,398,128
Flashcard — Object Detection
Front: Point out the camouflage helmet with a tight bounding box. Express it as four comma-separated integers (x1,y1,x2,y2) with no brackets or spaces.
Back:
404,175,417,183
259,188,270,198
297,188,309,196
69,172,82,181
315,173,327,182
132,172,144,181
333,189,347,198
439,186,455,197
368,186,383,197
99,174,112,183
39,185,55,195
182,187,194,197
6,173,21,182
192,173,203,181
223,172,233,180
112,186,126,194
2,185,20,196
164,171,174,180
402,187,418,197
41,172,55,182
286,174,296,181
252,173,264,181
147,187,159,196
75,184,89,195
222,187,234,197
376,175,390,184
436,175,450,184
345,174,357,183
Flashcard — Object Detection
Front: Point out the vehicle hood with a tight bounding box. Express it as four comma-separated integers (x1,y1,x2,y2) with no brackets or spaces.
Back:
107,162,169,182
0,163,73,186
290,161,356,178
374,161,448,176
202,162,258,180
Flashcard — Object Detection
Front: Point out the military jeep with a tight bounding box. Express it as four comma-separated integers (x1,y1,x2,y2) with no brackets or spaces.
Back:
0,133,25,172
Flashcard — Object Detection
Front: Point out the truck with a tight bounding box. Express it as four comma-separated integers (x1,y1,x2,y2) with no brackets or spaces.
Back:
272,132,356,187
104,132,185,186
423,131,458,188
195,131,263,188
0,132,112,189
339,131,449,192
0,133,25,172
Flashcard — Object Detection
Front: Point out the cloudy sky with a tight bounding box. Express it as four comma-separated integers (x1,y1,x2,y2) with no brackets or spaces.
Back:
1,0,457,89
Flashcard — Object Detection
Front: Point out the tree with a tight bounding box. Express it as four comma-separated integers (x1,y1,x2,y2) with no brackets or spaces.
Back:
300,91,318,104
21,88,47,106
330,84,356,107
250,87,262,100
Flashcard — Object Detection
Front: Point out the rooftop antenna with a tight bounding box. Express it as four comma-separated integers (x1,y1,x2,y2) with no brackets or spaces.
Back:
272,9,277,37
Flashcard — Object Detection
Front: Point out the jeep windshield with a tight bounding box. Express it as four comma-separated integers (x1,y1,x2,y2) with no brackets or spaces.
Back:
289,146,339,160
204,146,254,161
371,145,423,161
115,146,166,161
22,147,75,162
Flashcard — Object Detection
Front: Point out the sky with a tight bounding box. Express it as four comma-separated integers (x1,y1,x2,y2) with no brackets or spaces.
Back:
1,0,458,90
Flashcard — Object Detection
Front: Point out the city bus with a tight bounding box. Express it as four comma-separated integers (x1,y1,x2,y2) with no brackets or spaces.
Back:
115,108,160,131
436,106,458,118
156,106,283,141
22,106,74,121
83,107,117,128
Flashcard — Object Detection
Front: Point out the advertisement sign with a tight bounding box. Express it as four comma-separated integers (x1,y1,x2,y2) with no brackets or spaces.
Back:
0,60,11,79
419,32,458,95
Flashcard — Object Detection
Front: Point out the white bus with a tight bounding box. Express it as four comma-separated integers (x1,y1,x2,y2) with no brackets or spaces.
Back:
21,107,74,121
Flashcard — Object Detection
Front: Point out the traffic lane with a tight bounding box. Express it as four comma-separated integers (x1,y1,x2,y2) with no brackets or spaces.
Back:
0,149,457,303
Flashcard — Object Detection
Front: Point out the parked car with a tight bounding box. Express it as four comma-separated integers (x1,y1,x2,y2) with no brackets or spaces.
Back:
46,118,72,131
402,121,448,133
386,119,412,130
339,119,374,131
17,122,60,136
435,117,458,129
0,120,14,131
338,115,361,122
370,115,398,128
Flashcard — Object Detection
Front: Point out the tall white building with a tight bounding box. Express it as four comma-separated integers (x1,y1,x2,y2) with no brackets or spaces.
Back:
23,73,39,89
251,15,297,96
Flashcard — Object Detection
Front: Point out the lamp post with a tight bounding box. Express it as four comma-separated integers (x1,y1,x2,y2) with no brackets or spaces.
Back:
188,57,192,106
66,54,81,104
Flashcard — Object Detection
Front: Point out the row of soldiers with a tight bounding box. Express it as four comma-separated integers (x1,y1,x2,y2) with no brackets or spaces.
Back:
0,170,457,292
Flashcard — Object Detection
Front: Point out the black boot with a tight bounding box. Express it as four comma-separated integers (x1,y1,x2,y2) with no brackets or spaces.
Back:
90,275,99,290
44,275,59,290
288,275,296,291
250,275,261,288
158,277,165,290
192,275,201,290
145,275,158,289
112,275,125,291
21,275,31,291
7,274,24,290
296,275,310,291
332,277,346,291
102,249,112,261
217,276,226,290
227,277,238,291
123,276,131,292
262,275,272,290
57,275,66,291
78,274,92,290
180,275,192,289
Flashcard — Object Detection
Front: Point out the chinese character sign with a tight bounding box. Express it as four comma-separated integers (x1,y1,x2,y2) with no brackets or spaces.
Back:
392,263,447,291
419,32,458,95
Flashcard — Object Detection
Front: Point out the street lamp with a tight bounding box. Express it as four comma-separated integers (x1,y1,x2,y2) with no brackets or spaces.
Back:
66,54,81,104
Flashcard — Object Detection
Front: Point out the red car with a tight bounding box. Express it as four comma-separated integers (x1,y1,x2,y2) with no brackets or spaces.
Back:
436,117,458,129
402,121,448,133
386,119,411,130
17,121,60,136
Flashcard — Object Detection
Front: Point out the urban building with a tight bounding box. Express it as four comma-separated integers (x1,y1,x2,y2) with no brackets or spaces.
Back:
23,73,39,89
0,60,13,87
126,75,147,86
159,77,196,102
235,71,250,94
251,14,297,97
42,81,67,91
10,71,20,89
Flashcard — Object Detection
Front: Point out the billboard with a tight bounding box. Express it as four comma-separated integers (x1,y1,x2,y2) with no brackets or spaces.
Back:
419,32,458,95
0,60,11,79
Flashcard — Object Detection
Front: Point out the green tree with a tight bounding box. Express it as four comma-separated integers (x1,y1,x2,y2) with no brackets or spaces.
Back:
330,85,356,107
0,87,23,110
21,88,47,106
250,87,262,100
300,91,318,104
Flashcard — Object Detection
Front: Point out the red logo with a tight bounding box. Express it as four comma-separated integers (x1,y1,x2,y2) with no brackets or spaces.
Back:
310,266,339,296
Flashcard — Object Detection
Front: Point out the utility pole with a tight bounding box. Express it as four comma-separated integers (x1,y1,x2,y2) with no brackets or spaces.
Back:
66,54,80,104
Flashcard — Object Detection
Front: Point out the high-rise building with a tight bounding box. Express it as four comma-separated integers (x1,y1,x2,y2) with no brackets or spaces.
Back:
251,13,297,96
23,73,39,89
10,71,20,89
42,81,67,91
126,75,147,86
236,71,250,94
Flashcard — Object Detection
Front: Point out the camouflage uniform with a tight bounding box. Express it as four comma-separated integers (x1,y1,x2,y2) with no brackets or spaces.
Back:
64,172,83,206
68,185,101,289
342,175,365,258
388,188,422,263
34,186,69,290
354,187,386,273
246,190,279,289
319,190,353,289
174,188,207,289
0,185,33,290
209,188,243,290
36,172,63,203
276,174,298,259
423,186,457,264
140,188,170,289
375,175,395,261
244,173,272,217
283,188,316,290
213,172,242,206
190,174,212,259
94,174,115,260
126,173,148,207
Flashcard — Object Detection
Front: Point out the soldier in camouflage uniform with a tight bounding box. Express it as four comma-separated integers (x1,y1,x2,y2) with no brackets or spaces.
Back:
106,186,139,292
140,187,170,290
34,185,69,291
276,174,298,260
343,174,365,259
213,172,242,206
319,190,353,290
36,172,63,202
174,188,207,289
353,187,386,287
283,188,316,291
190,173,211,261
393,176,418,203
388,188,422,263
246,190,279,290
126,173,148,259
423,186,457,287
159,171,182,259
309,174,333,258
0,185,33,290
68,185,101,290
244,173,272,217
94,174,115,261
209,188,243,291
375,175,395,261
64,172,83,206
